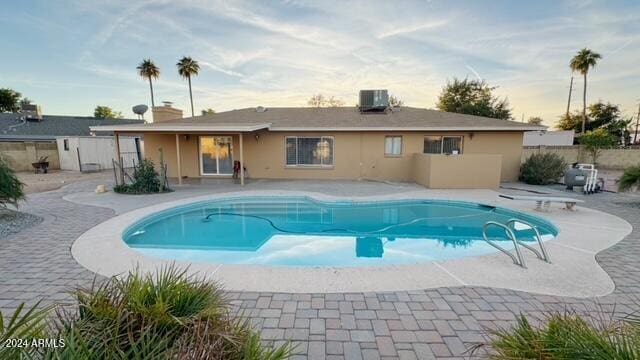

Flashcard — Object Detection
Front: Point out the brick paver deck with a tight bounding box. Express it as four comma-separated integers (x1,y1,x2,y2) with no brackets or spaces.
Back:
1,180,638,359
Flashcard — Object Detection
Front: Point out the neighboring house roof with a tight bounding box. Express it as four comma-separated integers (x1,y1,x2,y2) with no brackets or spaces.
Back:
0,113,144,141
91,106,546,133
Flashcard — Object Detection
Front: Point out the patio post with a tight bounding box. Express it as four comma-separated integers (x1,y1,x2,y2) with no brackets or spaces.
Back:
114,132,121,163
175,133,182,185
239,132,244,186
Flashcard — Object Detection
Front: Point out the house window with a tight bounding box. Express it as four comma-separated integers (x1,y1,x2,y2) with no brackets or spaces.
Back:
423,136,463,154
384,136,402,156
63,139,69,151
285,136,334,166
423,136,442,154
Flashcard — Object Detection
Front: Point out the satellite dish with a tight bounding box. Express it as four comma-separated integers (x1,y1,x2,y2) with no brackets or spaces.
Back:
132,104,149,119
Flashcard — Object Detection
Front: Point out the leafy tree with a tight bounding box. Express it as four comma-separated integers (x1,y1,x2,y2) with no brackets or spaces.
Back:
579,128,616,164
570,48,602,134
201,108,215,115
19,98,32,107
556,102,631,144
307,94,345,107
618,165,640,192
389,95,404,107
556,111,583,131
588,102,632,143
177,56,200,117
93,106,123,119
0,88,22,113
527,116,543,125
137,59,160,108
436,78,512,120
0,156,25,208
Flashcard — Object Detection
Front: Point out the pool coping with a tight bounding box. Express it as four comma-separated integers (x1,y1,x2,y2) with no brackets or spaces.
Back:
71,189,632,297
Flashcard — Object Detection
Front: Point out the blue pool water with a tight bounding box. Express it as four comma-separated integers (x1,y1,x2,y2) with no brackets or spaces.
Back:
123,197,558,267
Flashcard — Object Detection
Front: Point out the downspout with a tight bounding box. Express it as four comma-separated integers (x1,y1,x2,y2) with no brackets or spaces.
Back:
359,131,363,179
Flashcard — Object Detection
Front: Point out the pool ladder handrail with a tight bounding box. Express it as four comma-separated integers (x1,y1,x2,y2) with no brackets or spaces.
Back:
482,221,527,268
506,218,551,263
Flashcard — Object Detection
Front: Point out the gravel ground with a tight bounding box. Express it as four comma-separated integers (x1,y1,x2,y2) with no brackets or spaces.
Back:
0,209,42,239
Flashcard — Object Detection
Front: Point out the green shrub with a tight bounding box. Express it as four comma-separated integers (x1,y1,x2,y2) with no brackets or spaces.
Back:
3,266,292,359
131,159,162,193
477,311,640,359
114,159,170,194
0,156,25,208
520,153,567,185
618,165,640,192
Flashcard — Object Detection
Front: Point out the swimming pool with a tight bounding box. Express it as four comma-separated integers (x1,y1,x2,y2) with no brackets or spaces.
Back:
123,197,558,267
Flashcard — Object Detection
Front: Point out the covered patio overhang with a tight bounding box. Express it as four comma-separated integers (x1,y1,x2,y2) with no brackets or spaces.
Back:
90,123,271,186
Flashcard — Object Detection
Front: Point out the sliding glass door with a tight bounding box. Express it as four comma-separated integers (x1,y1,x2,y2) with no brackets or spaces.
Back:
200,136,233,175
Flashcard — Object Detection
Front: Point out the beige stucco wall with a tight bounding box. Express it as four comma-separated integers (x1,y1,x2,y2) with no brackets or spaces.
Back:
0,141,60,172
136,131,523,185
522,146,640,169
464,132,522,181
412,153,502,189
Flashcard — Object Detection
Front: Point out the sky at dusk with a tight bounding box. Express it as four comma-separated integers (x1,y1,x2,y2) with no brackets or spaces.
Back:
1,0,639,126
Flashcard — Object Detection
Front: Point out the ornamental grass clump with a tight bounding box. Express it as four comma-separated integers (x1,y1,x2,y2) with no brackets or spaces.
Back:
520,153,567,185
618,165,640,193
475,310,640,359
1,266,292,359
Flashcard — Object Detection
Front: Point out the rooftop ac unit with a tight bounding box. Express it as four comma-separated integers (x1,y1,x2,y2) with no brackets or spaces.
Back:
359,89,389,112
20,104,43,121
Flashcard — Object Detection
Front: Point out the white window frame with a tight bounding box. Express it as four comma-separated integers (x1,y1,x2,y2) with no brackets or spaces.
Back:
384,136,403,156
285,136,335,167
423,135,464,154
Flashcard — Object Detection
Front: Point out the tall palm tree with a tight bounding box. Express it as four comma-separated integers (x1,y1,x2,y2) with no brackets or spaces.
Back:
136,59,160,108
176,56,200,117
570,48,602,134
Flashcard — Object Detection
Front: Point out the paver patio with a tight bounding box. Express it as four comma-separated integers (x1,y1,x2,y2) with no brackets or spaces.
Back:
1,178,638,359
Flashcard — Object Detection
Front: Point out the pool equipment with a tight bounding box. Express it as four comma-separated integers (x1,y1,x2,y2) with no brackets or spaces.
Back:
576,163,600,194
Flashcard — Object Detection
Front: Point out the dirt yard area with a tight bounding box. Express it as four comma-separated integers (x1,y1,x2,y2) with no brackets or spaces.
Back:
17,170,112,194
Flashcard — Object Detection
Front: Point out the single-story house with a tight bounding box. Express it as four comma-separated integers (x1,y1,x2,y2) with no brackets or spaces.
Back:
0,110,143,171
92,96,543,189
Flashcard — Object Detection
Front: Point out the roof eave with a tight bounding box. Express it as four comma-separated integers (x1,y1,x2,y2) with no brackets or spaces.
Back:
269,126,546,132
89,123,272,133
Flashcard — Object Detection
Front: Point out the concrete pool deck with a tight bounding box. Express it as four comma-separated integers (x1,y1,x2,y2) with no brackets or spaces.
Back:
68,181,631,297
2,178,639,359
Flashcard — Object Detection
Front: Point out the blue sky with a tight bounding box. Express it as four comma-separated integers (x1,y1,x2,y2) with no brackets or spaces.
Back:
1,0,639,126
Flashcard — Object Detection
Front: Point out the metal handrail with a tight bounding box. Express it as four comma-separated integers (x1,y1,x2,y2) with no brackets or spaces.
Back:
506,218,551,263
482,221,526,268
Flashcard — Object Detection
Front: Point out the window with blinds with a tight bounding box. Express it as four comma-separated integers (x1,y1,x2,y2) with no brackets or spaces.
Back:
285,136,334,166
384,136,402,156
423,136,463,154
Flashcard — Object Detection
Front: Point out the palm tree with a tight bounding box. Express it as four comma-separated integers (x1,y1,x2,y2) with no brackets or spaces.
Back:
570,48,602,134
176,56,200,117
136,59,160,108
